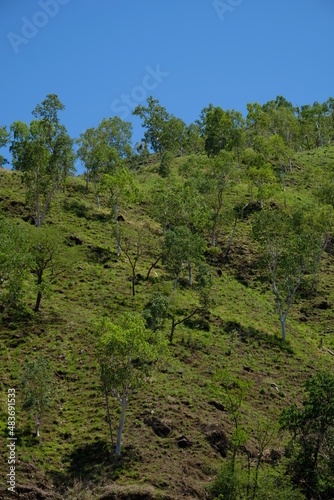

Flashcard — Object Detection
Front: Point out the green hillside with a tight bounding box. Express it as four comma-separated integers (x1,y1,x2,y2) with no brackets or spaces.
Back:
0,96,334,500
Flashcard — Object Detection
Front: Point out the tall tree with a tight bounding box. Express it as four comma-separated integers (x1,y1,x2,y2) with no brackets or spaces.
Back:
0,219,30,314
21,357,54,437
253,206,328,340
97,313,167,456
0,126,9,166
10,94,75,227
133,96,169,156
100,168,137,256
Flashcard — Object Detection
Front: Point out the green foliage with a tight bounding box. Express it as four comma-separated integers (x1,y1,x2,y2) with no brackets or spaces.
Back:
21,356,54,436
280,372,334,498
163,226,207,286
143,292,169,332
0,218,30,314
0,125,9,166
10,94,75,226
159,150,173,177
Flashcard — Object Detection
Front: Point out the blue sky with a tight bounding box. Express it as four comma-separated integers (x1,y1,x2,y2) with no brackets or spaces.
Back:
1,0,333,173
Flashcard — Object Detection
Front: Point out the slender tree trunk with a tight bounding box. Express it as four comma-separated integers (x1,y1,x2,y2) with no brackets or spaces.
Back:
188,262,192,285
211,229,216,247
104,383,114,451
35,171,41,228
146,255,162,280
93,179,100,210
86,172,89,191
34,271,43,312
34,291,42,313
132,269,135,297
174,276,178,289
113,195,121,257
279,311,286,341
169,316,176,344
226,219,237,257
35,416,40,437
116,397,128,456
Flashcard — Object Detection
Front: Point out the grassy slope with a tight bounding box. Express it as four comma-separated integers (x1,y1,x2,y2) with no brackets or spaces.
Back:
0,148,333,499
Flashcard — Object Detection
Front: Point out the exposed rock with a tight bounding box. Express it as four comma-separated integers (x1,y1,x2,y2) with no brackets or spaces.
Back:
208,400,225,412
176,435,192,448
202,424,230,457
144,416,171,437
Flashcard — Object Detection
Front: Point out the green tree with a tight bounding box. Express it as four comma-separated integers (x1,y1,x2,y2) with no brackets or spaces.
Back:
119,222,152,297
159,150,173,178
97,313,167,456
167,265,213,343
204,107,245,162
28,228,67,312
100,168,137,256
163,226,207,287
21,356,54,437
0,125,9,166
280,372,334,498
133,96,169,156
0,219,30,315
143,292,169,332
243,147,276,208
10,94,75,227
252,207,327,340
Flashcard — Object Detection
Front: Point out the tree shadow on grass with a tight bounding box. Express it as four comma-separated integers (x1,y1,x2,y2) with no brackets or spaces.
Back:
224,321,294,354
49,439,141,493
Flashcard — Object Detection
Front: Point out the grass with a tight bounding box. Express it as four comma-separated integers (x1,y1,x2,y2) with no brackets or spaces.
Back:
0,149,333,499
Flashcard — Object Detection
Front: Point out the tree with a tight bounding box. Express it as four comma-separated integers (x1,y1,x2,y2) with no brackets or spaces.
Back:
97,313,167,456
76,127,116,206
10,94,75,227
28,228,66,312
159,150,173,178
0,126,9,166
143,292,169,332
100,168,137,256
0,219,30,315
133,97,169,156
243,147,276,208
119,222,152,297
21,357,54,437
280,372,334,498
168,265,213,343
163,226,207,287
204,106,245,162
252,207,327,340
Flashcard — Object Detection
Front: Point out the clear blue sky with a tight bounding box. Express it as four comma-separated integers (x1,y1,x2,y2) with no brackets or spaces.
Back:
1,0,333,173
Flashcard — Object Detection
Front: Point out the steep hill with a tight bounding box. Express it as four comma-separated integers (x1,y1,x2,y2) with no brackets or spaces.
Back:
0,147,333,500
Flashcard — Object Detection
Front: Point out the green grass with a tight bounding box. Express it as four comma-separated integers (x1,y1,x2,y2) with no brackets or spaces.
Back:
0,150,333,499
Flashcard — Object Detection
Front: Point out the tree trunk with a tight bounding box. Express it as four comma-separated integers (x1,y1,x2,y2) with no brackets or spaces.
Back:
116,397,128,456
34,271,43,312
188,262,192,285
34,291,42,313
104,383,114,451
146,255,162,280
169,316,176,344
132,271,135,297
35,417,40,437
93,179,100,210
226,219,237,257
279,313,286,341
114,204,121,257
86,172,89,191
